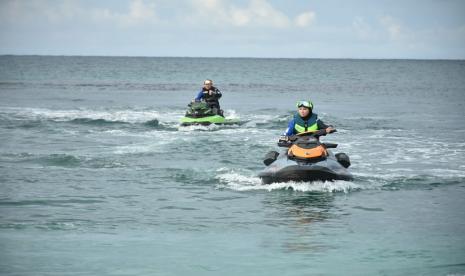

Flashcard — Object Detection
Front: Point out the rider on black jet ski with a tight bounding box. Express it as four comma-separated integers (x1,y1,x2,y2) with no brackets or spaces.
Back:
283,100,335,137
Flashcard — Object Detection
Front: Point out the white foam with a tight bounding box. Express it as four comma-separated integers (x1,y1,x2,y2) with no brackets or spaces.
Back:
177,124,220,132
223,109,239,119
216,170,360,193
1,107,182,124
100,130,128,135
427,168,465,178
240,113,287,128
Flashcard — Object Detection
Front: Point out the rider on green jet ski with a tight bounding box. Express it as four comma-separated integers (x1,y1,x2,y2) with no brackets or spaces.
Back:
194,79,223,116
283,100,335,137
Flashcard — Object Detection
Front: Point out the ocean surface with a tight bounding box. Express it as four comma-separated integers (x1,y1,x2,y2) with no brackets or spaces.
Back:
1,56,464,275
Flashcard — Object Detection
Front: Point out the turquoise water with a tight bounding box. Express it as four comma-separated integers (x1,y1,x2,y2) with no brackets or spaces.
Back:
1,56,465,275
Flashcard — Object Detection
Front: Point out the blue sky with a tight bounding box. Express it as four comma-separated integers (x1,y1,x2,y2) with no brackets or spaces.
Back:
1,0,464,59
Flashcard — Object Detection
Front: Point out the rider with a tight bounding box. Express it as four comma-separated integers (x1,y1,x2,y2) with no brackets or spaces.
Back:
194,79,223,115
283,100,335,137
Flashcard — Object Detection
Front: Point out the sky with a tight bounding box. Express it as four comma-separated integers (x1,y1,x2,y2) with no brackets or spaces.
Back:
1,0,464,59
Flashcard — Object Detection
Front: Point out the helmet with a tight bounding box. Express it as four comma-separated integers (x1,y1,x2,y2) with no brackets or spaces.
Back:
204,79,213,85
296,100,313,109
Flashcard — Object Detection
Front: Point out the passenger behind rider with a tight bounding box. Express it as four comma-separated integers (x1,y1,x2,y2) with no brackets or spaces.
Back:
283,100,335,138
194,79,223,116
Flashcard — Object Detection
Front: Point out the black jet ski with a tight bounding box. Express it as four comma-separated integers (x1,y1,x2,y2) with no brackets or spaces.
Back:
258,130,353,184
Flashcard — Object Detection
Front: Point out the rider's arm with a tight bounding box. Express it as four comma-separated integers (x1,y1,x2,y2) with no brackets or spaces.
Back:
317,119,329,129
284,119,296,136
317,119,335,134
194,90,204,102
214,88,222,99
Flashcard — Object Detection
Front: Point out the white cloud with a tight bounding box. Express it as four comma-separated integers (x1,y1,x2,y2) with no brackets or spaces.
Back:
294,11,315,27
196,0,222,10
0,0,158,28
92,0,158,27
352,16,373,39
127,0,157,22
351,15,408,42
246,0,290,28
189,0,290,28
379,15,403,40
184,1,317,30
2,1,464,59
42,0,81,23
0,0,73,24
1,0,310,30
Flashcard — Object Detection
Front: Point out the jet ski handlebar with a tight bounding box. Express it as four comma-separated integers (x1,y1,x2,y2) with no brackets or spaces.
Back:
296,128,337,136
277,128,337,147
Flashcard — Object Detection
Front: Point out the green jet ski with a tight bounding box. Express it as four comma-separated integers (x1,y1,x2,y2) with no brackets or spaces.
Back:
180,102,239,126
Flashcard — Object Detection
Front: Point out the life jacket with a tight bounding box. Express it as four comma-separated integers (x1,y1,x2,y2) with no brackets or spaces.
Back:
201,86,221,103
293,113,318,133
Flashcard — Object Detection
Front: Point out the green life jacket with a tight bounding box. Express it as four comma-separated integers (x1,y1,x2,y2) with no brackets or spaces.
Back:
294,113,318,133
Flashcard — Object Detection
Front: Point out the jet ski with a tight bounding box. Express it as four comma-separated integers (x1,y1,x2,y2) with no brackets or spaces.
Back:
180,102,239,126
258,130,353,184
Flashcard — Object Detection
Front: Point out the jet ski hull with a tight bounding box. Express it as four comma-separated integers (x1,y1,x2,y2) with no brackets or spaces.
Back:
258,151,353,184
180,115,239,126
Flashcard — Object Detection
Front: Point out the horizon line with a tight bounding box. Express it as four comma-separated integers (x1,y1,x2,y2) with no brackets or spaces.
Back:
1,54,464,61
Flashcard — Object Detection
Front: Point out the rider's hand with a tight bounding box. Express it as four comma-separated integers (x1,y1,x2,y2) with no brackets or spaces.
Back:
208,90,213,95
326,127,335,134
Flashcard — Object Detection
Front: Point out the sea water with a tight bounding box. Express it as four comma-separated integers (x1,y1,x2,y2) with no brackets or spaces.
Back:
1,56,464,275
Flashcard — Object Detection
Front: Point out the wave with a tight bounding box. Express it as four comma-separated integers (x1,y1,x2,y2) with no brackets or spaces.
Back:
0,81,194,91
0,107,184,131
39,153,82,167
69,118,130,126
0,107,295,134
315,114,408,132
0,118,47,129
0,81,295,93
143,119,160,127
215,169,360,193
0,107,171,122
242,114,289,130
377,175,465,190
0,198,105,207
0,218,96,231
3,153,126,169
215,167,465,193
0,107,404,132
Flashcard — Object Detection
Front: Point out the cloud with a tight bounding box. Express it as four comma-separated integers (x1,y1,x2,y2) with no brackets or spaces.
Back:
187,0,317,29
1,0,316,30
90,0,158,27
352,16,373,39
0,0,158,29
124,0,157,25
242,0,290,28
1,1,464,59
294,11,316,28
379,15,403,40
351,15,408,42
189,0,291,28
